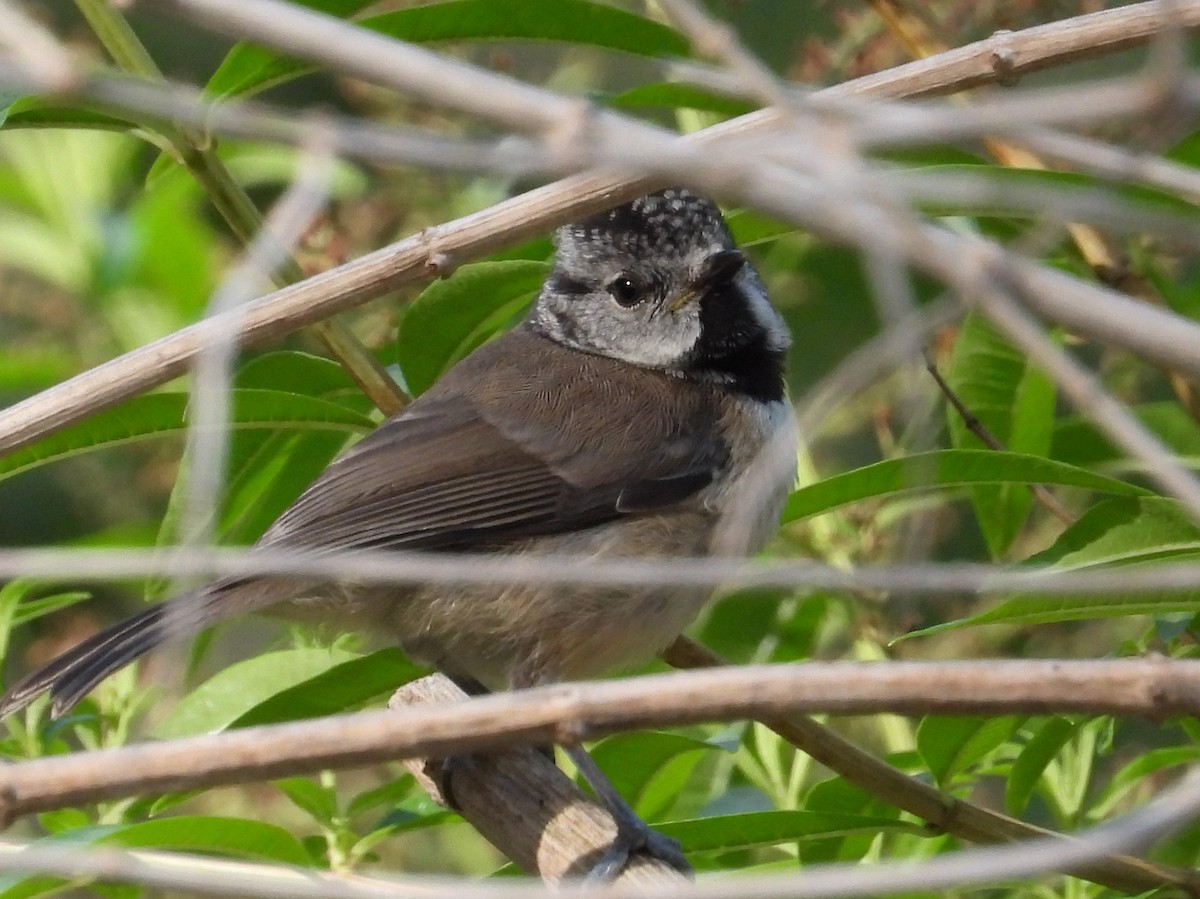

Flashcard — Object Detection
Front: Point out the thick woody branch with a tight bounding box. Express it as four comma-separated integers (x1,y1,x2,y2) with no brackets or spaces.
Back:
1,658,1198,820
390,676,684,885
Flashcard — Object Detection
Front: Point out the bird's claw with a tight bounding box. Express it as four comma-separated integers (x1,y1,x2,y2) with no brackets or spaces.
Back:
585,818,690,881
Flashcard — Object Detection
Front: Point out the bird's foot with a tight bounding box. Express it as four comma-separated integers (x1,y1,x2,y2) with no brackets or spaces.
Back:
586,810,689,881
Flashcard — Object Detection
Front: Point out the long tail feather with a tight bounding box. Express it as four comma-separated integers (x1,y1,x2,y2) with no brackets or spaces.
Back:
0,577,290,718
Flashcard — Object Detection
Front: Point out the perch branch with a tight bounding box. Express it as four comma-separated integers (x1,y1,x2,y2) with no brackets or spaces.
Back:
390,675,685,885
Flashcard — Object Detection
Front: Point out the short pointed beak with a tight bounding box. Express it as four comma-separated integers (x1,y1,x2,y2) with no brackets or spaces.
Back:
666,249,747,313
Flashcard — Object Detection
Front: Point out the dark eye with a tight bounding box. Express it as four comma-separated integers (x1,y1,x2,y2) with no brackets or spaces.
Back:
607,275,643,308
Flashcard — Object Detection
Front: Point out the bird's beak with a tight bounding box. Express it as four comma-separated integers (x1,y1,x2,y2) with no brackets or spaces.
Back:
667,249,747,312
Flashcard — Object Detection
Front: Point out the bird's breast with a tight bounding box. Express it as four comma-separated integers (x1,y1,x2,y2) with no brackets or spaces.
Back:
703,395,798,557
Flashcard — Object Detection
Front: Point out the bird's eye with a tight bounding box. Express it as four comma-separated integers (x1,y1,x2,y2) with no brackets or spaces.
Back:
607,275,643,308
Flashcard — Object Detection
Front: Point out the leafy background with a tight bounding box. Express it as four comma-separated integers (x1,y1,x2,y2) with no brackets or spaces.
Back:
2,0,1200,895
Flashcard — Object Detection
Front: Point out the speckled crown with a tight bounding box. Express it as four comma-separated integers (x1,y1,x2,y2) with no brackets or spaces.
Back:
556,188,733,263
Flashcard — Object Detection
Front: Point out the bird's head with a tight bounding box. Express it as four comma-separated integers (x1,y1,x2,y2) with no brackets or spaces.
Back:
531,189,789,400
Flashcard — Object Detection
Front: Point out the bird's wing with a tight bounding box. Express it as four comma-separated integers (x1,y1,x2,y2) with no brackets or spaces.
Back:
260,389,722,553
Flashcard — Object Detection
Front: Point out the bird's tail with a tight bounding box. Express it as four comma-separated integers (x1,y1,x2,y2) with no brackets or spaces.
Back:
0,577,289,719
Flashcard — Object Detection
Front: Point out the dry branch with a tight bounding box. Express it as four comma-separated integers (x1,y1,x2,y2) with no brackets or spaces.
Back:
1,658,1198,820
665,638,1200,896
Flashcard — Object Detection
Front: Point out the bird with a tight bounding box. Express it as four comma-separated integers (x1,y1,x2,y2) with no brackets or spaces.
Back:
1,187,796,878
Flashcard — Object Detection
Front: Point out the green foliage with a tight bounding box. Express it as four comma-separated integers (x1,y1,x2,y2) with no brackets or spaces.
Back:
945,311,1057,558
206,0,690,99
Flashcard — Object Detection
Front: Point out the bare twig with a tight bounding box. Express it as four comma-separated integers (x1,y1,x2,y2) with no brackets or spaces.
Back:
1,658,1197,818
924,350,1076,526
8,543,1200,595
664,638,1195,895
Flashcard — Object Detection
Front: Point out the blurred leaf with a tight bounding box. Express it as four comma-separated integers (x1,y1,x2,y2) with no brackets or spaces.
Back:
946,312,1057,557
96,816,310,864
916,715,1023,787
153,647,360,738
232,648,423,727
1088,745,1200,819
1005,717,1078,816
10,591,91,629
1053,402,1200,470
782,449,1143,523
276,777,338,825
906,497,1200,636
696,588,788,663
0,390,374,485
208,0,688,99
36,808,91,834
0,97,138,133
0,581,32,670
396,260,547,396
605,83,755,117
661,810,921,853
347,775,415,818
725,210,800,247
0,817,310,896
589,732,722,819
128,175,214,320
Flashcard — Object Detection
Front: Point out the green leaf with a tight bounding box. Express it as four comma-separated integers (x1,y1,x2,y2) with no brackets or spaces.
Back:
153,646,361,738
1005,717,1078,816
0,389,374,485
97,816,310,864
724,209,800,247
0,582,91,669
916,715,1023,787
907,497,1200,636
347,776,415,818
588,733,722,819
605,83,755,117
1088,745,1200,819
1,97,139,133
207,0,688,99
0,817,310,896
276,777,339,825
232,648,423,728
660,810,921,853
945,311,1057,557
1052,401,1200,470
396,260,547,396
782,449,1144,523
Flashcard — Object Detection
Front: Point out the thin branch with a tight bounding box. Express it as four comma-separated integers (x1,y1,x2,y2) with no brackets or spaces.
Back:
828,0,1200,100
0,840,426,899
924,350,1076,526
664,637,1194,896
10,543,1200,595
1,658,1197,819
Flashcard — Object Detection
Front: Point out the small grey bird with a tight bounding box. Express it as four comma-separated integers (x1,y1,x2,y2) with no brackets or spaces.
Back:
2,188,796,877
